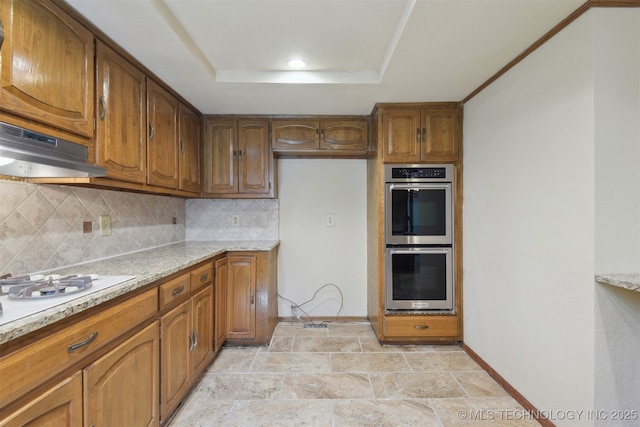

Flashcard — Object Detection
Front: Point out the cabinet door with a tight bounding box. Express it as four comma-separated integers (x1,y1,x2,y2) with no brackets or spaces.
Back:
203,120,237,194
159,302,190,422
0,372,82,427
191,285,214,378
179,104,201,193
95,41,146,184
320,119,368,151
271,119,319,151
238,119,271,195
147,80,179,188
382,109,421,163
421,109,461,162
227,255,257,339
84,322,159,427
0,0,94,137
214,257,228,352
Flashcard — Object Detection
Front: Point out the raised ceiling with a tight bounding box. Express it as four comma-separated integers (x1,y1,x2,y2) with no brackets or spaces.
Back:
65,0,584,115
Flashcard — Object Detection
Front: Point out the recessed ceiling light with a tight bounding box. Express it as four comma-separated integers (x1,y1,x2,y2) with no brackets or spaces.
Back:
287,58,307,69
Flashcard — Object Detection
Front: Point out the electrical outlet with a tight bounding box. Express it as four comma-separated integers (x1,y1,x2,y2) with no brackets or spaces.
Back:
99,215,111,236
231,215,240,227
326,213,335,227
172,217,177,225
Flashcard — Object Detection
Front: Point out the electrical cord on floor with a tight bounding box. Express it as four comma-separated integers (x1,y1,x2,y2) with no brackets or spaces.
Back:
277,283,344,328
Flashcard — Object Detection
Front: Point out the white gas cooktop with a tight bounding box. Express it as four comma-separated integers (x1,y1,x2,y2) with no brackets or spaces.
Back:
0,275,136,326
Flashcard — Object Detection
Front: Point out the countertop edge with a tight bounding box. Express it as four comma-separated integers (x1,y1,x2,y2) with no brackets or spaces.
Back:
595,274,640,293
0,240,279,345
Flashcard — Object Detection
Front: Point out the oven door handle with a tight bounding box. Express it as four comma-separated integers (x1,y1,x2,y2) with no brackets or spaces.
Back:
388,183,451,191
388,247,451,255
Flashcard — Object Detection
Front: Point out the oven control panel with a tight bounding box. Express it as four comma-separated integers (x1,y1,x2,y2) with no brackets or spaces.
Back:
385,164,453,182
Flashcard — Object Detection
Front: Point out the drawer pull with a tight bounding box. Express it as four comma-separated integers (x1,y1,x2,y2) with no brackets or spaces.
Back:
199,273,208,282
68,332,98,353
414,325,429,330
172,285,185,297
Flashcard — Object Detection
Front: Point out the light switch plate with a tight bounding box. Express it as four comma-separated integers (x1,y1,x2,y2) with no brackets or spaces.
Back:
231,215,240,227
99,215,111,236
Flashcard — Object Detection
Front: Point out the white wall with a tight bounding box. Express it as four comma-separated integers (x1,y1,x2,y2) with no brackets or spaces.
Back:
277,159,367,318
593,9,640,424
463,11,597,423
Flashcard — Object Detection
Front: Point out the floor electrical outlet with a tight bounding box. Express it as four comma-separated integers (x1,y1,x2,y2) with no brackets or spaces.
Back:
304,323,328,329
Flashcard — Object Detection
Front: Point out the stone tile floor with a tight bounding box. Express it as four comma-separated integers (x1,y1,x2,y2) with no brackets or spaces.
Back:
169,322,541,426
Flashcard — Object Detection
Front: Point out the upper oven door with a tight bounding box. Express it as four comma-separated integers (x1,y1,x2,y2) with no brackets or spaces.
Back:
385,182,452,245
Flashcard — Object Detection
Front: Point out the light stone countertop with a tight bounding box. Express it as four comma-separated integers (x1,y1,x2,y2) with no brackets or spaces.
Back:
0,240,279,346
595,274,640,293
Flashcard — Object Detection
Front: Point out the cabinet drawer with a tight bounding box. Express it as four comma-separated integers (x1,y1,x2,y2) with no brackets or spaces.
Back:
190,262,213,292
0,288,157,408
383,316,460,338
158,273,191,310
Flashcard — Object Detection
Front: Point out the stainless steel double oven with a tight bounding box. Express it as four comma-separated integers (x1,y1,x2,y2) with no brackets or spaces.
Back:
384,164,455,312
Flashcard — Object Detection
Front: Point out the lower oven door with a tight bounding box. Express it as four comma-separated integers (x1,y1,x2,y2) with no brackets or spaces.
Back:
385,247,454,312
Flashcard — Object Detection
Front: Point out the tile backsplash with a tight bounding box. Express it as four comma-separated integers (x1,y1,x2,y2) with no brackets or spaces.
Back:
0,180,185,276
186,199,279,241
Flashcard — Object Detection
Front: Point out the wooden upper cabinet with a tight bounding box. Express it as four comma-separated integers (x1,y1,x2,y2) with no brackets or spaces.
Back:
271,119,319,150
271,118,368,155
422,109,461,161
381,105,461,163
238,119,270,194
202,118,273,198
147,80,179,188
0,0,94,137
382,109,421,163
95,41,147,184
179,104,201,193
203,119,237,194
321,119,368,151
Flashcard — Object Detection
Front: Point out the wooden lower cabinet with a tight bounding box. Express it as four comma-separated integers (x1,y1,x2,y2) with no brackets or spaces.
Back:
214,257,228,352
160,301,191,421
0,372,82,427
191,285,214,376
84,322,160,427
221,249,278,346
159,267,214,422
227,254,257,339
383,315,460,340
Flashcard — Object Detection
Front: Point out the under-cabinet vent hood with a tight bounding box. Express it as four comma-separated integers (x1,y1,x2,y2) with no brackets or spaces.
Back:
0,122,106,178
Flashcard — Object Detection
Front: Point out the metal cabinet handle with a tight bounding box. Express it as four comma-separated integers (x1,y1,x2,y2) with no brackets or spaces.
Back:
417,128,421,143
199,273,208,282
233,150,237,160
188,331,194,352
250,290,254,305
180,139,185,154
193,329,199,349
172,285,185,297
238,150,242,162
422,127,427,143
149,122,155,140
68,332,98,353
414,325,429,330
0,17,4,51
99,96,107,120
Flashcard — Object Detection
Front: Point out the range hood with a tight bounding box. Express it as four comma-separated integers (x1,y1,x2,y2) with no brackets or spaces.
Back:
0,121,106,178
